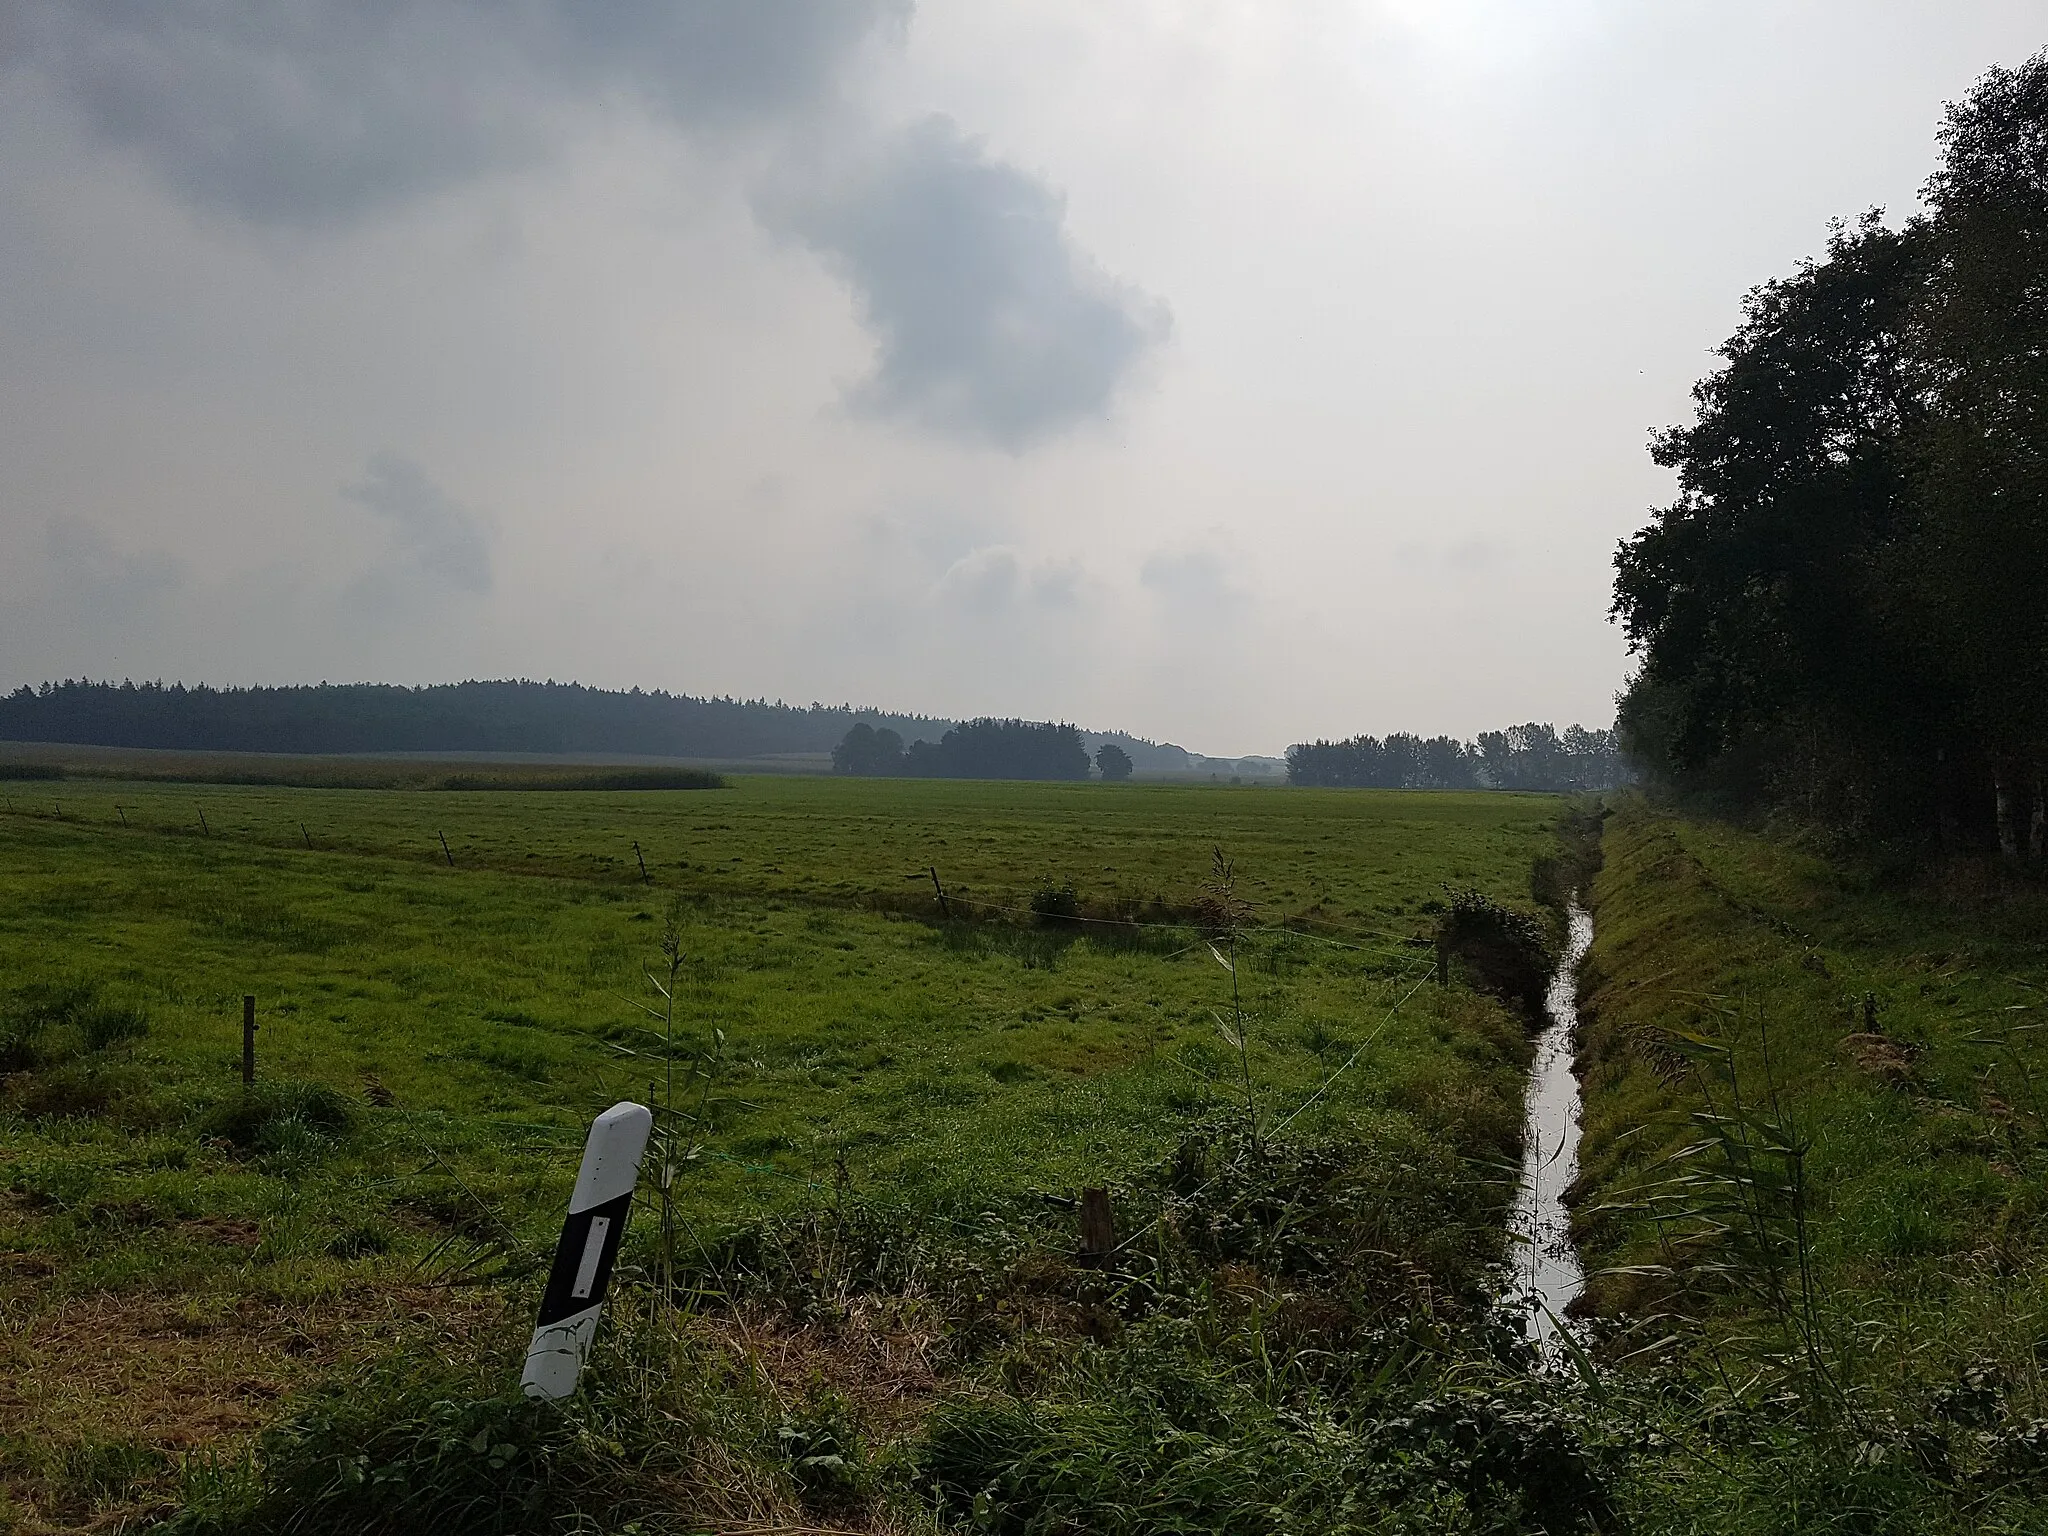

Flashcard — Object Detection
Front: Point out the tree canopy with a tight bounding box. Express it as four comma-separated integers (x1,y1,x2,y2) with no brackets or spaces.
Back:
1286,724,1626,791
0,679,950,762
1612,52,2048,856
834,718,1093,781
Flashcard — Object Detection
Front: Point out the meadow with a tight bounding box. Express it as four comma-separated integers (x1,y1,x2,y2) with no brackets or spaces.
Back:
0,772,1564,1532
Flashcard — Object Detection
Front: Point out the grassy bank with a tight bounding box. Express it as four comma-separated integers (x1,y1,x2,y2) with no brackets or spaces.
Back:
0,777,1571,1531
1575,796,2048,1531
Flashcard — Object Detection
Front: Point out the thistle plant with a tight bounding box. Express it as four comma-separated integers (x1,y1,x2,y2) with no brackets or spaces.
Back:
1201,847,1260,1153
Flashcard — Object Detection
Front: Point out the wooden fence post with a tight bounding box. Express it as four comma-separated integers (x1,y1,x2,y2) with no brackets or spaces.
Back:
242,996,257,1085
1079,1186,1116,1264
929,866,951,920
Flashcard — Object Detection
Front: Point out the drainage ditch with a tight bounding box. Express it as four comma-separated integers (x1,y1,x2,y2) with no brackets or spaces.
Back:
1507,898,1592,1342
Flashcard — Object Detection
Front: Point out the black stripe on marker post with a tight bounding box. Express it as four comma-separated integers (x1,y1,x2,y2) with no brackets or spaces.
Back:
535,1190,633,1326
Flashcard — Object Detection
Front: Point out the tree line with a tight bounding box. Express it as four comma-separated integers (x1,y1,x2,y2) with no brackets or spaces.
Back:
834,719,1126,781
1285,723,1627,791
1612,53,2048,858
0,679,952,761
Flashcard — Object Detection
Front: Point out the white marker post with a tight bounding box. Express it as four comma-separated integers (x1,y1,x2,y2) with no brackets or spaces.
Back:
521,1101,653,1401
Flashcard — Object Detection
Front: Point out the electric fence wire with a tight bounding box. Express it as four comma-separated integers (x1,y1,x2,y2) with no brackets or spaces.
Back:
357,946,1444,1266
20,794,1445,957
931,887,1429,963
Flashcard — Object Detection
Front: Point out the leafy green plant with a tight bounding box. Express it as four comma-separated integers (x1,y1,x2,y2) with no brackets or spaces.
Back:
773,1391,867,1508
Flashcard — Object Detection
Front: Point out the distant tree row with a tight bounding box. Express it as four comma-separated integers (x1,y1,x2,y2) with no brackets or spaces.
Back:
834,719,1119,781
0,679,951,760
1285,724,1628,791
1612,54,2048,855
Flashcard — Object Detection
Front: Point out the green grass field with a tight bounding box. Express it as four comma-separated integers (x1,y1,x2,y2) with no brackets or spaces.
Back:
19,774,2048,1533
0,775,1562,1532
1576,799,2048,1532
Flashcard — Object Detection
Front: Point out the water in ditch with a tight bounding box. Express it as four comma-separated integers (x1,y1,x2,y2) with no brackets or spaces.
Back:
1508,899,1593,1344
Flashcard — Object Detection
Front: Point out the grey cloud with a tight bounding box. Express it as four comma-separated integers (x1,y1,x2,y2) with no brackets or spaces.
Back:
932,546,1085,612
0,520,186,682
343,452,491,594
43,517,187,609
767,115,1170,449
10,0,905,224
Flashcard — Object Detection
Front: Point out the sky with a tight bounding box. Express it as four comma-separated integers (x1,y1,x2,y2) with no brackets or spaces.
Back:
2,2,2041,756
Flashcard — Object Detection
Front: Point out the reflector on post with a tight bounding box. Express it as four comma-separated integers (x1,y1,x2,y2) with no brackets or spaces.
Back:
521,1100,653,1401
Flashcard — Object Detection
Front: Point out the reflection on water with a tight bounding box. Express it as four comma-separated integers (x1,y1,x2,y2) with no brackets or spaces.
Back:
1508,899,1592,1343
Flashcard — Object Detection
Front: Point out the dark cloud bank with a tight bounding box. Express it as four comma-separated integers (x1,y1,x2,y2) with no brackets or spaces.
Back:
7,0,1166,448
8,0,908,223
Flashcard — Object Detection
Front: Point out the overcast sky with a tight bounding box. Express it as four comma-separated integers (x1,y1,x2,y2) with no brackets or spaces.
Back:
2,3,2040,754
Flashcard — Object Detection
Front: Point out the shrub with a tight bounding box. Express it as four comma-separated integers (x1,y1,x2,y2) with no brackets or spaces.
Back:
1437,889,1553,1017
1030,882,1082,928
162,1312,812,1535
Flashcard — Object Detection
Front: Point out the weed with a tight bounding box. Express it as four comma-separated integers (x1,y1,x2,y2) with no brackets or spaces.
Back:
773,1390,868,1508
325,1222,394,1259
918,1330,1613,1535
62,1438,166,1506
161,1356,585,1535
1608,1007,1846,1424
1202,847,1260,1151
616,895,736,1298
201,1079,357,1158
